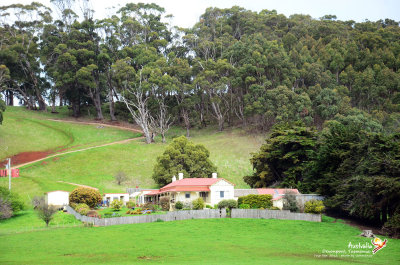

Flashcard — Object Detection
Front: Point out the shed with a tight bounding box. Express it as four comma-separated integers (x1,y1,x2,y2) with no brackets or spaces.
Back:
45,190,70,207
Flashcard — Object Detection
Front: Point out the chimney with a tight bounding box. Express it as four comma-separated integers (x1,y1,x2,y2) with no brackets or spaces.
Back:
178,172,184,180
172,175,176,182
212,172,217,179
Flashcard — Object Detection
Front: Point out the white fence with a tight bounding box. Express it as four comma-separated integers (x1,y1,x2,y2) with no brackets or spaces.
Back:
231,209,321,222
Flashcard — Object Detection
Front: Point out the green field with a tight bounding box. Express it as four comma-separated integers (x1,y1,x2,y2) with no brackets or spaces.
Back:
1,216,399,264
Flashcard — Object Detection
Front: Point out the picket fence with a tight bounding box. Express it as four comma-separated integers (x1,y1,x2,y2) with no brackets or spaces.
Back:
66,206,226,226
231,209,321,222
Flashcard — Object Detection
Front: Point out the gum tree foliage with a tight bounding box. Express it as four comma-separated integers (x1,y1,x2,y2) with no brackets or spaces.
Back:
152,136,217,186
244,122,317,190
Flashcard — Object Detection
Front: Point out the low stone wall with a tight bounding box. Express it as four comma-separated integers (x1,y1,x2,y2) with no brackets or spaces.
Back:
231,209,321,222
66,206,226,226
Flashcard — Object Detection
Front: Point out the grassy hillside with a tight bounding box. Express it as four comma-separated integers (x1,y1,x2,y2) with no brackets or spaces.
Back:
0,107,263,204
1,217,398,264
0,107,139,159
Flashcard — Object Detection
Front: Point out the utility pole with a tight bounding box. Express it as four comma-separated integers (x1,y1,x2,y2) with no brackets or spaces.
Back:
7,158,11,190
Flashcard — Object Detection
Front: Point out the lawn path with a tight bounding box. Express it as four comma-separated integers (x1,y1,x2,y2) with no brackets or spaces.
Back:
11,136,144,169
56,181,99,190
47,119,143,133
10,119,144,169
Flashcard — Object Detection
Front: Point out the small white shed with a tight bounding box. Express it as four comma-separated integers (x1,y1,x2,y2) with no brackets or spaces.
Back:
45,190,70,207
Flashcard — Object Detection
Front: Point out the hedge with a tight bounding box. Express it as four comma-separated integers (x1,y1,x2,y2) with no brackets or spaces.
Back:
237,194,273,209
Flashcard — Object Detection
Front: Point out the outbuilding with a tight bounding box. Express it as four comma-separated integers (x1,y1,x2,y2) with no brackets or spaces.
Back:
45,190,70,207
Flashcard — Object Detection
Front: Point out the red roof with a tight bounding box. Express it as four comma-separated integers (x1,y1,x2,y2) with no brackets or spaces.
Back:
144,178,233,195
146,190,161,195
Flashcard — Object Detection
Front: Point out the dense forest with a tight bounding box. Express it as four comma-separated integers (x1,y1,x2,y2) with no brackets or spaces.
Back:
1,1,400,232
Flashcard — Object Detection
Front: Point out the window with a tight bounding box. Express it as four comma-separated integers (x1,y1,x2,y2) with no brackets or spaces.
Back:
220,191,224,198
185,192,191,199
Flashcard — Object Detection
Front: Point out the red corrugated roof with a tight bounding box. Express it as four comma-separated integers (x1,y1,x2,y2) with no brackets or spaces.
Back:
146,190,161,195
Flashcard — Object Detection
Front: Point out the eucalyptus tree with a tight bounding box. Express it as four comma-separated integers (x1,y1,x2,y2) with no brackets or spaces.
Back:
0,2,52,110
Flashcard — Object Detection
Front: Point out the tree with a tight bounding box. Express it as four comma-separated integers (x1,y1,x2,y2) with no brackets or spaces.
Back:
69,187,102,208
282,191,299,212
152,136,217,186
0,187,24,214
114,171,128,185
0,99,5,124
33,196,58,227
244,122,317,190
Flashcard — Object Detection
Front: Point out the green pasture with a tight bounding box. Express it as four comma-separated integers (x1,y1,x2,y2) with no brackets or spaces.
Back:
0,217,398,265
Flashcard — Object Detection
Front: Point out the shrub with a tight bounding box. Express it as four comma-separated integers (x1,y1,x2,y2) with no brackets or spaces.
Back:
160,197,170,211
217,200,238,210
205,204,213,209
126,201,135,209
0,187,24,214
304,199,325,214
74,203,90,215
237,194,272,209
69,187,102,208
111,200,123,211
383,213,400,238
283,191,299,212
87,210,100,218
269,206,280,210
33,196,58,226
175,201,183,210
0,198,12,219
142,202,155,211
239,204,250,209
183,201,192,209
153,204,162,212
192,198,205,210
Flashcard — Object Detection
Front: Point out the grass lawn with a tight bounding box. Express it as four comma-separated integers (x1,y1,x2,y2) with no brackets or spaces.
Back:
0,217,398,264
0,210,81,235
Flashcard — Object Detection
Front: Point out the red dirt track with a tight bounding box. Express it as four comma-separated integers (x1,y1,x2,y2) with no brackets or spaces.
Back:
0,151,52,168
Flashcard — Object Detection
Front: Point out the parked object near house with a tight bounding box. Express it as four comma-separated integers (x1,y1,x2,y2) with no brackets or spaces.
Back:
45,190,69,207
143,173,235,207
103,193,130,206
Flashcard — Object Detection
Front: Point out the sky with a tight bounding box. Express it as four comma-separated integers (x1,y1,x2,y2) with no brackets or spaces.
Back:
5,0,400,28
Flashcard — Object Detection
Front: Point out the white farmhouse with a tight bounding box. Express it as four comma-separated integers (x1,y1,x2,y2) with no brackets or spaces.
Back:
45,190,70,207
144,173,235,207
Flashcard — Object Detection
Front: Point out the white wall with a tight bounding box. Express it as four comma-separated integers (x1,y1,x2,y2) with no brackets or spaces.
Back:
103,193,130,205
46,191,69,206
209,179,234,206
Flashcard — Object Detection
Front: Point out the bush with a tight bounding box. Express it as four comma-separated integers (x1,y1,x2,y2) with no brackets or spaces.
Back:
205,204,213,209
304,199,325,214
87,210,100,218
0,187,24,214
183,201,192,209
111,200,124,211
126,201,135,209
283,191,299,212
160,197,170,211
239,204,250,209
0,198,13,219
69,187,102,208
74,203,90,215
175,201,183,210
237,194,272,209
383,213,400,238
126,209,142,215
269,206,280,210
142,202,155,211
192,198,205,210
217,199,238,210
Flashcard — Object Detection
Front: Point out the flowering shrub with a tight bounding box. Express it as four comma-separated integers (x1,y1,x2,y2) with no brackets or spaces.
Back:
111,200,123,211
74,203,90,215
69,187,101,208
304,199,325,214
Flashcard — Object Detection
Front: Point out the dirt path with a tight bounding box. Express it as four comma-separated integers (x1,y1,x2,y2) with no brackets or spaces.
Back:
10,136,144,170
47,119,143,133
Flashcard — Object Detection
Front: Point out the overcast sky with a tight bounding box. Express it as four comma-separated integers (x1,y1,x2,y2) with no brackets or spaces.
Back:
6,0,400,28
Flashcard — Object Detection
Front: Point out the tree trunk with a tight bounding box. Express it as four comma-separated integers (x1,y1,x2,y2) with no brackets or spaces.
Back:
109,88,117,121
218,117,224,131
182,108,190,137
59,91,63,107
51,92,56,113
6,90,13,105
